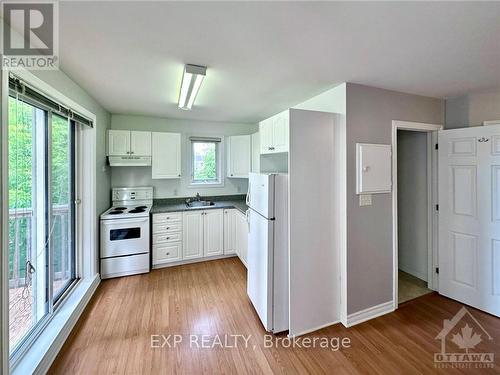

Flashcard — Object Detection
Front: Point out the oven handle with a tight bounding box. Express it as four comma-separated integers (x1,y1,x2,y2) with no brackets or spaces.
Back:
102,217,149,226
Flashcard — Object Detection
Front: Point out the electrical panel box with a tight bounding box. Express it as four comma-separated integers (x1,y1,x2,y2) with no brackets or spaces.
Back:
356,143,392,194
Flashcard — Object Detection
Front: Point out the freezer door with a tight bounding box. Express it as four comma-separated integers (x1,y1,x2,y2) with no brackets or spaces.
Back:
247,208,274,331
248,173,275,219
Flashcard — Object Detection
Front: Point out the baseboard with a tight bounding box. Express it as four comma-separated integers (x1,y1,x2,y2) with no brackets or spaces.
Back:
345,301,394,327
288,320,340,338
29,275,100,375
398,265,428,282
152,254,238,269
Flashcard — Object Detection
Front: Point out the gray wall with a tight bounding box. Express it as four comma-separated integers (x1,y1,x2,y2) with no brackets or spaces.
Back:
31,70,112,216
445,89,500,128
397,130,428,281
346,83,444,314
110,114,257,198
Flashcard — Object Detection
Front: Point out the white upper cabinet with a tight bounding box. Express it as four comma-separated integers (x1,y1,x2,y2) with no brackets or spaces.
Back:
227,135,251,178
108,130,151,156
259,110,289,154
251,132,260,173
130,131,152,156
152,132,181,179
203,210,224,257
108,130,131,156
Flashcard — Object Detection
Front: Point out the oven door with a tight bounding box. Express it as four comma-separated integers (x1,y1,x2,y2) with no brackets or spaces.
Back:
100,217,150,258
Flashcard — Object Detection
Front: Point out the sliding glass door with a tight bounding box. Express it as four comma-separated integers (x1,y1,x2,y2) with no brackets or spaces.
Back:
8,96,77,355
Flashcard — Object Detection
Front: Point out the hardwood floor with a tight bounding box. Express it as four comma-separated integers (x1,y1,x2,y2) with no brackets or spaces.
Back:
49,257,500,374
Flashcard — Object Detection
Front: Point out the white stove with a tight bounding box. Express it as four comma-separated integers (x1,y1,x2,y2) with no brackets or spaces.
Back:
100,187,153,279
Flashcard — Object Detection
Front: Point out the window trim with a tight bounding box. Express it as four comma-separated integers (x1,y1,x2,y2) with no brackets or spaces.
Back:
188,135,225,188
2,68,98,374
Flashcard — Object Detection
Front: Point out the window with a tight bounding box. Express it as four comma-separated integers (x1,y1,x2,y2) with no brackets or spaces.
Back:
7,78,85,356
190,137,222,185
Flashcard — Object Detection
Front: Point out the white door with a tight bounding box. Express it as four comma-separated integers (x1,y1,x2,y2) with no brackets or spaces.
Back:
224,209,236,255
130,131,151,156
108,130,130,156
248,173,274,219
227,135,251,178
247,208,273,331
203,210,224,257
152,132,181,179
439,125,500,317
272,111,289,153
260,119,274,154
251,132,260,173
183,211,203,259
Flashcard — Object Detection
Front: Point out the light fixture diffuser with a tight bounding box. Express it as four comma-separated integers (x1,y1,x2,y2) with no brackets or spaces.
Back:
178,64,207,110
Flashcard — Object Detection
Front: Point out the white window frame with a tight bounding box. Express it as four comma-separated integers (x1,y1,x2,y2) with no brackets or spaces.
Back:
1,68,100,374
188,136,225,188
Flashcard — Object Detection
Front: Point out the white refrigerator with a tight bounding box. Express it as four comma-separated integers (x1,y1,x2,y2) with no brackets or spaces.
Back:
246,172,288,333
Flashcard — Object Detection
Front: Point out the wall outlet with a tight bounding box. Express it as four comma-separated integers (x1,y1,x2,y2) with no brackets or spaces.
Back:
359,194,372,207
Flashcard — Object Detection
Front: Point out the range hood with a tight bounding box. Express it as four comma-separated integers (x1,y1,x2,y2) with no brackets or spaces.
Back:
108,156,151,167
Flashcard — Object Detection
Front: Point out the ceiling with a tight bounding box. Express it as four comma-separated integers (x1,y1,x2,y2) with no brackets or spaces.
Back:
58,1,500,123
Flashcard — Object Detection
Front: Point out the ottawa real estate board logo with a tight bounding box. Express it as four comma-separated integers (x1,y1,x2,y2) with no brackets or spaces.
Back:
434,307,494,369
1,1,58,69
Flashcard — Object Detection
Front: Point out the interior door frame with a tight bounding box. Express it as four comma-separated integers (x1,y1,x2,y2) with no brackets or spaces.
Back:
392,120,443,310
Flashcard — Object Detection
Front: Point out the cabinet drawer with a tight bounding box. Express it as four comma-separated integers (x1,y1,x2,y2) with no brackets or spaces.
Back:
153,212,182,224
153,242,182,263
152,221,182,234
153,232,182,244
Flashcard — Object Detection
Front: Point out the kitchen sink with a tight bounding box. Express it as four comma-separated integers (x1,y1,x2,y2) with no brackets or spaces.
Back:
185,200,215,208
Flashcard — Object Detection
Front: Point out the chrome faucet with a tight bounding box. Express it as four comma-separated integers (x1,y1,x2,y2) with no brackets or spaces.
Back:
195,193,201,201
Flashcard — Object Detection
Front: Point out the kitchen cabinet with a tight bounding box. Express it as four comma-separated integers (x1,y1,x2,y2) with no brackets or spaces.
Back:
259,110,289,154
203,210,224,257
251,132,260,173
183,211,204,260
223,209,237,254
183,209,224,260
108,130,151,156
152,132,181,179
152,212,183,266
227,135,251,178
235,210,248,267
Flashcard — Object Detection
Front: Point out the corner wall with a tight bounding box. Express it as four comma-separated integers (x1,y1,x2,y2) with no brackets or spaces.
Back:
445,89,500,128
346,83,444,315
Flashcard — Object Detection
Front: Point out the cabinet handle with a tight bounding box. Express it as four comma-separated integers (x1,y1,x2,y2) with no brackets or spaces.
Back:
166,227,170,230
166,237,170,240
231,174,234,176
178,174,181,177
130,151,134,154
166,252,170,255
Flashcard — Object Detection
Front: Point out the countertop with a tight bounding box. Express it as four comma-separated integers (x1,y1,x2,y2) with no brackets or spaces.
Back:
151,195,248,215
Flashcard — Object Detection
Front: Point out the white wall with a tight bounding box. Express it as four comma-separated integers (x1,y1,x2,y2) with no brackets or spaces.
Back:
110,114,257,198
397,130,428,281
446,89,500,128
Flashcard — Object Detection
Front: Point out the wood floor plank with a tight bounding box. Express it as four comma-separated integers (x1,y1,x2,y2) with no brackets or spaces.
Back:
49,258,500,374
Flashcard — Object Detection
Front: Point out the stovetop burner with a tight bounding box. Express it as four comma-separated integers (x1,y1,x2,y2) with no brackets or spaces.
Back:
136,206,147,209
129,208,146,213
108,210,124,215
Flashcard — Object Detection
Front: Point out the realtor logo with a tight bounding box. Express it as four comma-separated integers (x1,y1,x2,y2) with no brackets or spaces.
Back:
1,1,58,69
434,307,494,369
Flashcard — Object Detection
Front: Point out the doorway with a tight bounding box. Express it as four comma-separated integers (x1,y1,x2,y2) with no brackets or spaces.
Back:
392,121,442,308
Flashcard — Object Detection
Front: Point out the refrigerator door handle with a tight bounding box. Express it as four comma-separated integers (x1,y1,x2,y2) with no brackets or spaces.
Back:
246,184,251,206
246,209,250,232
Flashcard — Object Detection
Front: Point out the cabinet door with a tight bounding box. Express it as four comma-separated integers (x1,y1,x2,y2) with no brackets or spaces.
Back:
153,242,182,265
272,111,289,153
183,211,203,259
259,120,274,154
203,210,224,257
130,131,151,156
227,135,251,178
224,209,236,255
108,130,130,156
152,132,181,179
251,132,260,173
236,211,249,267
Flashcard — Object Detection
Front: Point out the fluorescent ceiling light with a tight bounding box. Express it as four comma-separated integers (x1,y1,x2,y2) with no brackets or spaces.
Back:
178,64,206,110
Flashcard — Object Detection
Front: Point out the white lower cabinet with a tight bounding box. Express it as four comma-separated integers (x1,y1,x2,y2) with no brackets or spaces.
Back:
203,210,224,257
235,211,248,267
182,211,204,260
223,209,237,255
153,208,248,268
